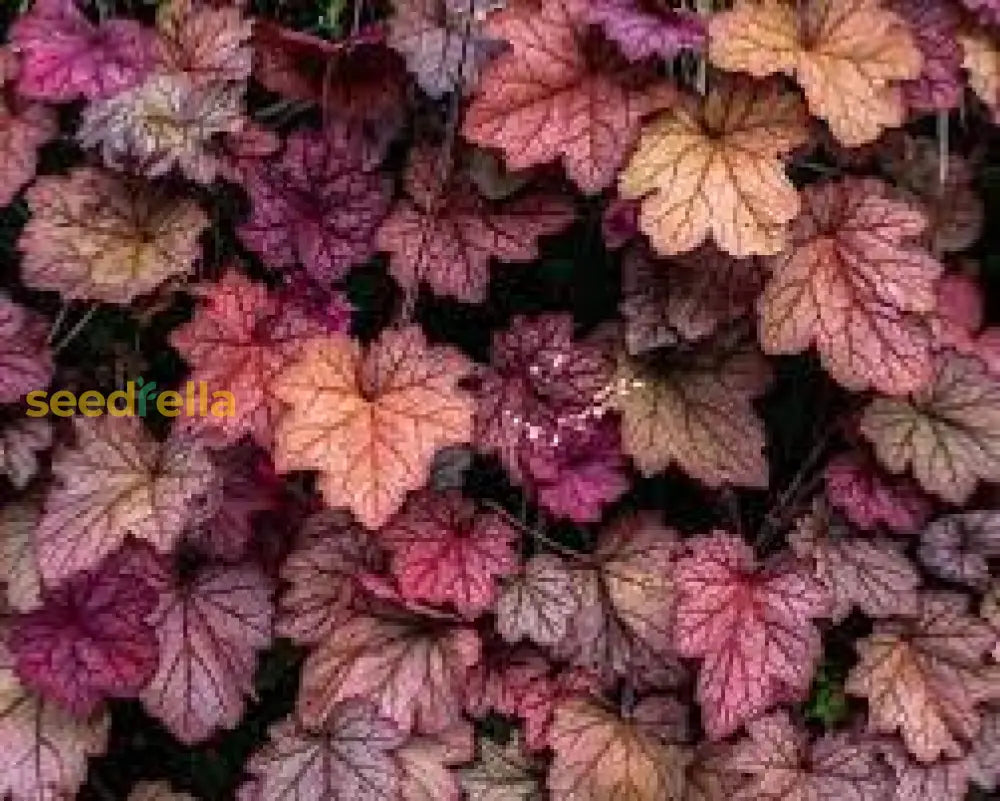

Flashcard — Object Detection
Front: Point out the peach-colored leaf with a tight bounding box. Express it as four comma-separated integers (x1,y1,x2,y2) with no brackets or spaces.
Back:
961,31,1000,122
620,78,809,258
273,326,474,529
709,0,922,146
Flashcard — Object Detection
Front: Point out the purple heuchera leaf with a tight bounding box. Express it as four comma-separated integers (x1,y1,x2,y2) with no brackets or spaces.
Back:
238,124,391,281
889,0,963,113
0,293,53,403
959,0,1000,26
278,272,354,333
523,415,629,523
585,0,706,62
7,544,163,715
10,0,154,102
824,452,932,534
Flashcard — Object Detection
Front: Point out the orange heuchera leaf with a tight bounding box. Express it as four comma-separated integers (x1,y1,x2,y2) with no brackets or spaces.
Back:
673,533,829,740
376,144,574,303
728,711,891,801
613,343,771,488
860,351,1000,503
709,0,922,146
547,699,689,801
961,31,1000,122
272,325,474,529
760,177,942,395
846,592,1000,763
36,418,217,583
19,167,209,303
297,612,481,734
461,0,675,193
619,78,809,258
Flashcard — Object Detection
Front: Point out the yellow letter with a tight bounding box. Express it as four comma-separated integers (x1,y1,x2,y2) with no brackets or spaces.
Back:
156,390,183,417
49,390,76,417
107,381,136,417
24,390,49,417
78,390,105,417
211,391,236,417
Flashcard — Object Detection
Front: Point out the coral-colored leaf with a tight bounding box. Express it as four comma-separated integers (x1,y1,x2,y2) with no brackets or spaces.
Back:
496,555,581,649
620,77,809,258
273,325,474,529
547,699,689,801
728,711,891,801
584,0,706,62
824,451,931,534
673,533,829,740
0,418,52,491
458,733,544,801
861,351,1000,503
759,177,942,395
918,512,1000,589
9,544,161,715
376,145,574,302
36,418,217,582
140,561,273,744
296,612,480,733
0,637,109,801
709,0,921,146
0,294,53,403
462,0,675,193
244,700,405,801
9,0,154,101
888,0,963,113
238,124,390,281
790,500,920,622
613,343,771,487
0,500,42,613
19,168,209,304
154,0,253,85
846,592,1000,763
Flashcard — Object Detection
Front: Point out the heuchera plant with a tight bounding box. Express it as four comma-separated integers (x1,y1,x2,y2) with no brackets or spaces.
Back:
0,0,998,799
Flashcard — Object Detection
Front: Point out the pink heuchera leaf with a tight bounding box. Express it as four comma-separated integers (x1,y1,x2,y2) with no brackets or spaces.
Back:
0,74,57,207
824,451,932,534
377,489,519,619
238,124,390,281
930,273,1000,374
759,177,943,395
140,560,273,744
918,511,1000,590
243,699,405,801
154,0,254,86
728,711,892,801
888,0,963,113
846,592,1000,763
376,144,574,303
0,635,110,801
170,272,328,448
495,554,582,648
9,0,154,101
0,500,43,614
673,533,829,740
8,544,161,715
0,294,53,403
882,742,971,801
584,0,706,62
394,723,474,801
960,0,1000,26
522,415,629,523
36,418,218,583
475,313,614,481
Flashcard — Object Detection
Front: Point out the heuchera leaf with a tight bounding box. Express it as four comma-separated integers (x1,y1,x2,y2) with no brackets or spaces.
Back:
296,611,480,734
918,511,1000,589
36,418,217,582
376,489,518,618
376,144,574,303
273,325,475,529
759,177,942,395
961,31,1000,123
0,418,52,490
474,313,613,481
0,294,53,403
620,77,809,258
882,742,971,801
620,245,765,354
19,167,209,304
154,0,253,86
170,272,328,448
861,351,1000,503
0,73,57,207
824,451,932,534
790,500,920,623
584,0,706,62
547,698,689,801
969,709,1000,792
458,732,544,801
243,699,405,801
496,555,581,649
394,723,474,801
613,343,771,488
8,544,160,715
709,0,922,146
141,560,273,744
462,0,676,193
846,592,1000,763
673,533,829,740
238,124,390,281
9,0,154,101
0,636,110,801
888,0,963,113
728,711,891,801
0,500,42,613
960,0,1000,26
